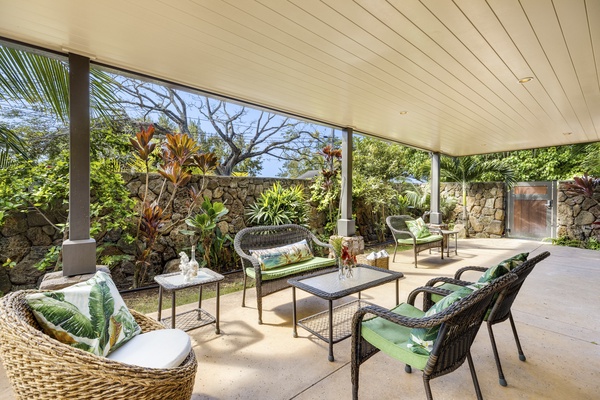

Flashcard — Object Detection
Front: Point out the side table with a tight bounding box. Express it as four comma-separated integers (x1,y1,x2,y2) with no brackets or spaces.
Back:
440,229,459,257
154,269,224,333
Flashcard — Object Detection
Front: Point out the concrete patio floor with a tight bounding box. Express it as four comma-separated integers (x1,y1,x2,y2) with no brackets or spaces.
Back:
1,238,599,399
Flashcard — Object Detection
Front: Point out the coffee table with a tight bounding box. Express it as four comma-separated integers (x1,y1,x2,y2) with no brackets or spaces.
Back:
288,264,404,361
154,269,224,333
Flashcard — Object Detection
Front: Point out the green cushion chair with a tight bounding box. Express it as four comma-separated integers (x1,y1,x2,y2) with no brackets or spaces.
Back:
386,215,443,267
234,224,335,324
352,272,517,400
422,251,551,386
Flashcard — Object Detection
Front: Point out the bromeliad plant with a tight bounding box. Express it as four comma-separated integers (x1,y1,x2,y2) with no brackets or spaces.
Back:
183,197,229,270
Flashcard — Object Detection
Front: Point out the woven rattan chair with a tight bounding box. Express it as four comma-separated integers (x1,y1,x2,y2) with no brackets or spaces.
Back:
0,290,197,400
351,273,517,400
422,251,551,386
234,224,334,324
386,215,443,267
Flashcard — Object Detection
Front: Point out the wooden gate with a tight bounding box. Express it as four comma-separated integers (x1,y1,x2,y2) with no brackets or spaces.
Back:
507,181,557,239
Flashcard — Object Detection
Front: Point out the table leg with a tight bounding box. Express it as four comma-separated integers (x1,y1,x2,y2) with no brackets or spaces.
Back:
171,291,176,329
328,300,334,362
446,234,450,257
157,286,163,322
454,233,458,255
292,287,298,338
215,282,220,334
396,279,399,305
198,285,203,309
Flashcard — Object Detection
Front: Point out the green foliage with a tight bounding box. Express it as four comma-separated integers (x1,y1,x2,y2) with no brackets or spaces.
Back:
185,197,230,270
246,182,308,226
192,227,237,272
0,149,136,271
486,146,586,181
552,236,600,251
353,137,430,181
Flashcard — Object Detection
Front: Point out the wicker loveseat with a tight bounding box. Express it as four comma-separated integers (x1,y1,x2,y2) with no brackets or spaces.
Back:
234,224,336,324
386,215,443,267
0,290,197,400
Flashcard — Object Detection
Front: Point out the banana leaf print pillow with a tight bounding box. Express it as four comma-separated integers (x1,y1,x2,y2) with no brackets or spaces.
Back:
250,239,314,270
405,218,431,239
407,286,474,355
477,252,529,283
25,271,141,357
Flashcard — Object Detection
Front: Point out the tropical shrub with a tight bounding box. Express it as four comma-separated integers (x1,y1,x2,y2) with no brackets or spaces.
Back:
246,182,308,226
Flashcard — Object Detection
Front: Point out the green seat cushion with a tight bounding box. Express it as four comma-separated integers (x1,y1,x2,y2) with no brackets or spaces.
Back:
396,234,443,245
405,218,431,239
245,256,336,280
361,303,429,370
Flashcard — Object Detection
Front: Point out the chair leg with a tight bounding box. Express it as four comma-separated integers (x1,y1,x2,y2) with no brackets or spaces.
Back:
241,273,247,307
256,285,263,325
405,365,412,373
509,312,526,361
351,352,360,400
467,351,484,400
423,376,434,400
487,321,507,387
393,243,398,262
414,248,418,268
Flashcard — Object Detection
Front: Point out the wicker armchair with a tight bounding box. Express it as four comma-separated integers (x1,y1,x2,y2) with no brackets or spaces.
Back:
351,272,517,400
386,215,443,267
0,290,197,400
422,251,551,386
234,224,335,324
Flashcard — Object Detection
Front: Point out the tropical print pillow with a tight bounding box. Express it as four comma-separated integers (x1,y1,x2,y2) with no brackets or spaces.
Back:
408,286,474,355
477,252,529,283
25,271,141,357
250,239,314,270
405,218,431,239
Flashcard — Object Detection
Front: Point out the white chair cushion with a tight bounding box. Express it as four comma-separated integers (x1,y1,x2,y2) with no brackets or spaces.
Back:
107,328,191,369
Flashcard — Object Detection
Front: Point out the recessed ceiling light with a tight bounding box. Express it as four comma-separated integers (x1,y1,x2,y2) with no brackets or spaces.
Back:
399,111,408,115
518,77,534,84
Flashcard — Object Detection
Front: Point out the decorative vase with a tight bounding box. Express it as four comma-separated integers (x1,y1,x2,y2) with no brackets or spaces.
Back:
338,259,345,280
189,247,199,277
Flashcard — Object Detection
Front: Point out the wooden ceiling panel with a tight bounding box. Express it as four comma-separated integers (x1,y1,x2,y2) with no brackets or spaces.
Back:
0,0,598,155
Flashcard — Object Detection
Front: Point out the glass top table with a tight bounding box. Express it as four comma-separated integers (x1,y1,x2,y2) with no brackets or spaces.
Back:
154,269,224,333
288,264,404,361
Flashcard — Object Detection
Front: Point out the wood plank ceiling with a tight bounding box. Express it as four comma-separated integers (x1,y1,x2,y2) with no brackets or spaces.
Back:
0,0,598,156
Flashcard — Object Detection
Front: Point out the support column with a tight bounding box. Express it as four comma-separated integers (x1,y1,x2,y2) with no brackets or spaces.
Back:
337,128,355,236
430,152,442,225
61,53,96,276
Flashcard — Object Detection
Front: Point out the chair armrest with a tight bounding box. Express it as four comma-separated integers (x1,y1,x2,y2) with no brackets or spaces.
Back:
309,233,334,251
388,226,417,242
233,238,261,272
424,276,474,287
455,266,488,280
406,286,454,311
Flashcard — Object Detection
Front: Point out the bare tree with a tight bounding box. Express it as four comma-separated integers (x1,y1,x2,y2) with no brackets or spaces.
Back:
115,79,316,176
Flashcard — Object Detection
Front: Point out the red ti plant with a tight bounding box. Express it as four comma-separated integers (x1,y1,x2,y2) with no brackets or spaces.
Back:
135,201,168,287
130,125,157,231
564,174,600,238
317,145,342,232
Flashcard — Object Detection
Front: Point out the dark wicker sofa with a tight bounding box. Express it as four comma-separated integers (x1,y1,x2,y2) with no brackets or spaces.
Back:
234,224,335,324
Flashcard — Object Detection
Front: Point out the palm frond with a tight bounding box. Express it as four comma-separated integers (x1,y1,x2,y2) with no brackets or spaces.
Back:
0,46,121,122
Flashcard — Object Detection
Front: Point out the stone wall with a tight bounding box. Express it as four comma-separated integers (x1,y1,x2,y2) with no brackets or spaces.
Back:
441,182,506,238
556,181,600,240
0,174,316,293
